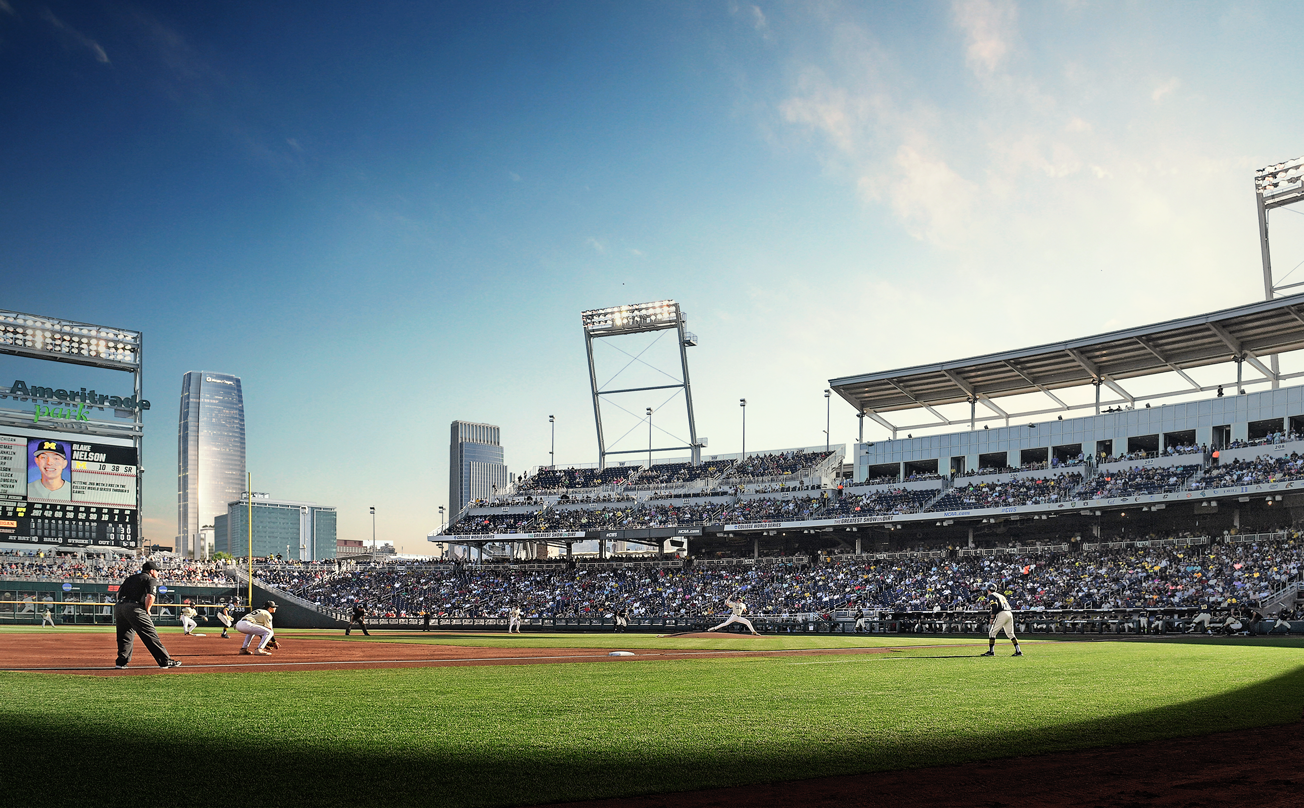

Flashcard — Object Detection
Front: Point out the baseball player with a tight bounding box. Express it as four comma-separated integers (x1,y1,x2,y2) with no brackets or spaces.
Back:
708,595,760,635
216,604,234,638
41,606,56,628
980,585,1022,657
179,604,200,636
1272,609,1294,634
345,603,370,636
614,606,628,633
854,607,866,633
507,606,522,634
236,601,278,655
1188,608,1213,634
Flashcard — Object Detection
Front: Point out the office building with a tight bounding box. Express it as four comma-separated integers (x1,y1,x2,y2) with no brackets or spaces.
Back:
449,420,508,514
223,494,337,560
177,371,246,559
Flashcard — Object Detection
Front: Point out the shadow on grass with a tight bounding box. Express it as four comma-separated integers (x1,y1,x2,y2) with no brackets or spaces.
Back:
4,665,1303,808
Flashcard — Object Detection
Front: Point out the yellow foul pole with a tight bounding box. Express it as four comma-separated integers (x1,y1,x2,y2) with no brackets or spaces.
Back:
247,472,253,607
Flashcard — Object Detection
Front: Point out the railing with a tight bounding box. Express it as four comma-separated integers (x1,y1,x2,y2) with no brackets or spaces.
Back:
1081,536,1210,551
957,544,1070,557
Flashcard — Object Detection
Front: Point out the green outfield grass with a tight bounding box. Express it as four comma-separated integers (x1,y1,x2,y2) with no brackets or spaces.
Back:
3,636,1303,808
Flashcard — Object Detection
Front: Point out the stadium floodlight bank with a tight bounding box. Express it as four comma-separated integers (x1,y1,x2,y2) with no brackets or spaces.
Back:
0,309,146,554
581,299,702,469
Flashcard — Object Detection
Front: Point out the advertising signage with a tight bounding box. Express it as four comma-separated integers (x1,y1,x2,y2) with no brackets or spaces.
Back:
0,432,138,548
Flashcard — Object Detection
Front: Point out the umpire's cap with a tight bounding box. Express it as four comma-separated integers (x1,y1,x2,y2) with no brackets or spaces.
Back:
264,600,278,610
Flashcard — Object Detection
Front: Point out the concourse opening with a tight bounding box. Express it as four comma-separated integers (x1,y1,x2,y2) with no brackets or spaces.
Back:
949,456,966,476
1212,426,1230,449
1163,430,1196,452
1094,439,1113,460
1127,434,1159,456
1019,447,1048,468
1249,418,1285,442
1052,444,1082,466
978,451,1008,472
904,459,939,479
862,463,900,485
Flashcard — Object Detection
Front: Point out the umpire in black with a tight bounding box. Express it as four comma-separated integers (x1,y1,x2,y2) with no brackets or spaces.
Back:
114,561,181,669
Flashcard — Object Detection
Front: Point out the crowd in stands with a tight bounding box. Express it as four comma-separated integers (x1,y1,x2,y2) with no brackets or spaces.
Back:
0,553,236,585
1050,454,1086,468
632,461,732,487
859,474,901,486
904,472,943,482
728,450,831,480
827,489,935,517
534,502,721,532
518,466,634,492
1193,453,1304,489
1228,429,1300,449
930,473,1083,511
1083,465,1200,498
250,535,1303,619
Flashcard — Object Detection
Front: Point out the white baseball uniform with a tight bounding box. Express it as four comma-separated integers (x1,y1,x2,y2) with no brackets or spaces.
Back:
709,599,759,635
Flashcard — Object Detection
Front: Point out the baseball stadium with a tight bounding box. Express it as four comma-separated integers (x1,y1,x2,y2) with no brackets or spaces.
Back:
6,161,1304,806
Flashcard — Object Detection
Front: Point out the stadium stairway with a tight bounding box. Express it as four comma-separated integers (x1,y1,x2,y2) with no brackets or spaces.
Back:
230,567,348,629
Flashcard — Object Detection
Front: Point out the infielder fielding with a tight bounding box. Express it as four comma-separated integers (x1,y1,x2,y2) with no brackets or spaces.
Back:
179,604,200,636
216,604,233,639
981,585,1022,657
236,601,278,655
508,606,522,634
346,603,370,636
708,596,760,635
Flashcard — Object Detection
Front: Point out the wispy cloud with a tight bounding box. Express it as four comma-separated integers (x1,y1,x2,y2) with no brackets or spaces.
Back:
770,1,1264,357
1151,77,1180,102
952,0,1016,78
41,8,110,64
586,237,606,254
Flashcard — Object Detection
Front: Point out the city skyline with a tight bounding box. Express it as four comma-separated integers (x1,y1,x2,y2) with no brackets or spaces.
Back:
4,2,1304,553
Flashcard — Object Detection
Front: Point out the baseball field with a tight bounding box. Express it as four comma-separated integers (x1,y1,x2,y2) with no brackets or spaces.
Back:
2,627,1303,807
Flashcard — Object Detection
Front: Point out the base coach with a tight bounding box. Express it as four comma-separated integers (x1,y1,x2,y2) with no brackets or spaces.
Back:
114,561,181,669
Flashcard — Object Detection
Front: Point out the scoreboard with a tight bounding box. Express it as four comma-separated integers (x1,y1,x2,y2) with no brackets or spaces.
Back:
0,433,138,549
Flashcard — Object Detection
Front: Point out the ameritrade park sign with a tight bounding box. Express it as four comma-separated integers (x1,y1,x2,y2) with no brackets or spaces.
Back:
4,380,151,423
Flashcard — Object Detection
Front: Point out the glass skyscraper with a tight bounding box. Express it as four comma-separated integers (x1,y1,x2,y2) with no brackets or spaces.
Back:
177,371,246,559
449,421,507,515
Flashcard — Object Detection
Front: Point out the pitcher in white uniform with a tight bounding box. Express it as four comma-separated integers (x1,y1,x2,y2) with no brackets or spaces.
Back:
708,596,760,635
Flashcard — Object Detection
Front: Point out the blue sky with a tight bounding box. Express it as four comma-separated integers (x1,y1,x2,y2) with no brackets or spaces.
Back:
3,1,1304,553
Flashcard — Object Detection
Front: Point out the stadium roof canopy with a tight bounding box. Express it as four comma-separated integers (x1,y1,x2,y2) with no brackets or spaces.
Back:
830,293,1304,434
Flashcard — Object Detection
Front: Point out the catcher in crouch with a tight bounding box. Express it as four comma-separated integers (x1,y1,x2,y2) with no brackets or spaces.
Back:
708,595,760,635
981,585,1022,657
236,601,279,655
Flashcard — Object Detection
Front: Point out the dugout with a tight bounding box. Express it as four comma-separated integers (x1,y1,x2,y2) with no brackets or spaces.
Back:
0,581,238,626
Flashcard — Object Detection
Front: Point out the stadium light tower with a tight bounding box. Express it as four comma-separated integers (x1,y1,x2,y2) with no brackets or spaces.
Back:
739,398,746,460
581,300,700,468
1254,155,1304,389
549,414,555,469
824,389,831,452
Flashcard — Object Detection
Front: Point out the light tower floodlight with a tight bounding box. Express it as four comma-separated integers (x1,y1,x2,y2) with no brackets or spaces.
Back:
581,299,700,468
1254,154,1304,389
